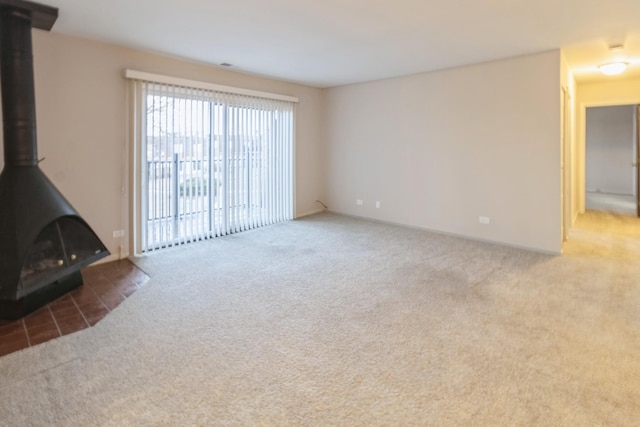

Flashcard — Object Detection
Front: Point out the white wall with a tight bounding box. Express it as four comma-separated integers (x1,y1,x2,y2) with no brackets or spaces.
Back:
575,78,640,212
0,30,326,262
325,50,562,253
585,105,635,195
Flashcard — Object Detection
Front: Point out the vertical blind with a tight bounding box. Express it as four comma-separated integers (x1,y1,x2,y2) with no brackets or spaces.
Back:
130,76,295,253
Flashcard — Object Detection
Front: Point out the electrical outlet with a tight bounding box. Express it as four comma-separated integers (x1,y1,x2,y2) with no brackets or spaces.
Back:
375,201,381,208
356,199,363,205
113,230,125,238
478,216,490,225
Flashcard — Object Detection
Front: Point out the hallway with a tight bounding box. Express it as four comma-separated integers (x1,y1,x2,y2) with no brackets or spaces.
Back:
565,210,640,258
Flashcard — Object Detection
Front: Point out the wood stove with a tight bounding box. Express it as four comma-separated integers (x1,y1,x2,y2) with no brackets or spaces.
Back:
0,0,109,320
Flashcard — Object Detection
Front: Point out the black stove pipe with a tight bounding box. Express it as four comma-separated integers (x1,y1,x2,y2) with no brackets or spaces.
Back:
0,7,37,167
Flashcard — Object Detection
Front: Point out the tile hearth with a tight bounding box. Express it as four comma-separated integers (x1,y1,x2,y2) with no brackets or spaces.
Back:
0,260,149,357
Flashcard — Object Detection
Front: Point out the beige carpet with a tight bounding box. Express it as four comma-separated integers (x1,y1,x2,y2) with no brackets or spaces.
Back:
0,212,638,426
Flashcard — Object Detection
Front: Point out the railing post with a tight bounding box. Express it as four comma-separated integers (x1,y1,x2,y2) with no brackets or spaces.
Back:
172,153,179,231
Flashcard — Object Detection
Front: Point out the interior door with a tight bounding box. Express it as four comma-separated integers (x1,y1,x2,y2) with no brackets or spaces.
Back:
637,104,640,217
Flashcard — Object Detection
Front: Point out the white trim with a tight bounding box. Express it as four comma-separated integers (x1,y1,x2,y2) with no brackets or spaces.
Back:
129,79,145,255
328,211,562,256
124,69,299,103
295,209,324,219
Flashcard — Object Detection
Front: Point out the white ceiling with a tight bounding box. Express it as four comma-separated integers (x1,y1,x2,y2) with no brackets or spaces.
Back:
42,0,640,88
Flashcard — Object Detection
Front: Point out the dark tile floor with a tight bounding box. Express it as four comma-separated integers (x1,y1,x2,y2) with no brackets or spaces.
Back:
0,259,149,357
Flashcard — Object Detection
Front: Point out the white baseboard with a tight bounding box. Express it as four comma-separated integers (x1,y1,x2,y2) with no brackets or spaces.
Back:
295,209,325,219
326,210,561,256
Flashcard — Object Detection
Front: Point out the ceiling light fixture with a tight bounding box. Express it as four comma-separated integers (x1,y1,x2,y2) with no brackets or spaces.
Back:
599,62,628,76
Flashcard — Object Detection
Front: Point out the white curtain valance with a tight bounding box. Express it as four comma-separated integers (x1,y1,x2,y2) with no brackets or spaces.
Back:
124,69,299,103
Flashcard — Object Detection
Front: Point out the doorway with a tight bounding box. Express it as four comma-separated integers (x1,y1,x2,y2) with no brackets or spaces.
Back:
584,104,639,216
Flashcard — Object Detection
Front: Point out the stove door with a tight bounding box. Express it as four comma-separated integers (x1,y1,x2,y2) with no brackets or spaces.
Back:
18,216,108,298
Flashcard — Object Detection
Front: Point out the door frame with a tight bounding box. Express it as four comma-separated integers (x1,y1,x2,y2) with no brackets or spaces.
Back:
636,104,640,217
577,99,640,216
561,87,571,241
581,103,638,215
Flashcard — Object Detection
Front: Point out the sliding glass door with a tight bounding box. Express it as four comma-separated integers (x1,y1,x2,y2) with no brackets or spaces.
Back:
134,81,294,253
